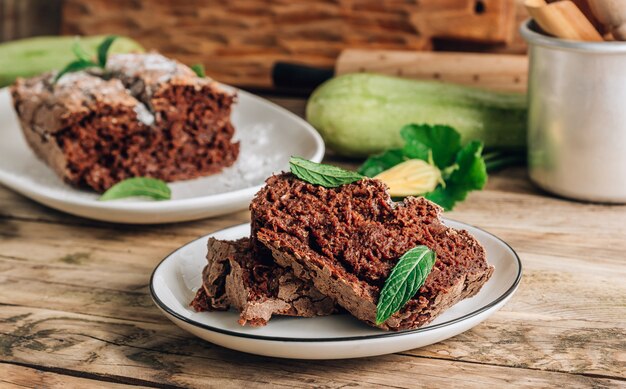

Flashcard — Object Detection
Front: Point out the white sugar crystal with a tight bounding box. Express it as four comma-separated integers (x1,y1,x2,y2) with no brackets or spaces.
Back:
168,123,288,198
108,53,179,76
133,103,155,125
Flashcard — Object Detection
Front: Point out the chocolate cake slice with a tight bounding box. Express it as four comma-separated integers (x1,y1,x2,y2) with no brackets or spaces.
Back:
191,237,335,326
11,52,238,192
250,173,494,331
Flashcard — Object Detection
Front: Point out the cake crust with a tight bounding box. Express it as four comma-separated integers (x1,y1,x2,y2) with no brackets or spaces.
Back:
250,173,494,331
191,237,336,327
11,52,239,192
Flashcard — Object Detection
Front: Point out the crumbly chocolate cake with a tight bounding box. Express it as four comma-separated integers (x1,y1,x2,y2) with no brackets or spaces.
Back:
11,52,239,192
191,237,335,326
250,173,494,331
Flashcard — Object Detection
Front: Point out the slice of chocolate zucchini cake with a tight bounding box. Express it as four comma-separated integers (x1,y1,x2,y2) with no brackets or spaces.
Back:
191,237,335,326
250,173,494,331
11,52,239,192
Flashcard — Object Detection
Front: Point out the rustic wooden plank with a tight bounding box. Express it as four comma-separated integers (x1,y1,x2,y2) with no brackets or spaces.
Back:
404,311,626,378
2,180,625,271
0,363,136,388
0,217,207,266
1,306,622,388
3,175,625,268
2,94,626,386
336,50,528,92
1,256,623,378
1,238,625,323
0,186,250,241
4,167,626,247
0,256,158,323
0,214,624,378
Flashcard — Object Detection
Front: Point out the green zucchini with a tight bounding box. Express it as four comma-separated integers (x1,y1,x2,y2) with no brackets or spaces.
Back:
306,73,528,158
0,35,144,87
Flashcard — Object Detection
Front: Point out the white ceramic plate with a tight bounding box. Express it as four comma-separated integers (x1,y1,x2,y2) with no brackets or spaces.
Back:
0,86,324,224
151,221,522,359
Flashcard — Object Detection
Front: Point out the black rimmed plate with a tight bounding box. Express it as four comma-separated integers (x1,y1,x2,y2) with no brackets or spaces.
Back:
150,221,521,359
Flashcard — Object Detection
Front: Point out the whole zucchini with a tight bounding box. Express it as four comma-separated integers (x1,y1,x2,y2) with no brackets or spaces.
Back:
306,73,527,158
0,35,144,88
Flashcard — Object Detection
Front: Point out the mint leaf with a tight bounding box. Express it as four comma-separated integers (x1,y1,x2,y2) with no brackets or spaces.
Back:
97,35,118,67
290,157,364,188
376,246,436,325
54,59,98,82
358,149,406,177
400,124,461,169
72,41,92,62
54,36,117,83
99,177,171,201
191,63,206,78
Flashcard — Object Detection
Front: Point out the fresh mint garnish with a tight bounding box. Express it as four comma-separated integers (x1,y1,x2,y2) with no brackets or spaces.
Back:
97,35,118,67
359,124,487,211
55,35,118,82
376,245,436,325
99,177,171,201
71,41,92,62
191,63,206,78
54,59,98,82
289,156,364,188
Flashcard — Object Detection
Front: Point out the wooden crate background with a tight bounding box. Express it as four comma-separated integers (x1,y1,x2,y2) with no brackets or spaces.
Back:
2,0,530,89
0,0,62,42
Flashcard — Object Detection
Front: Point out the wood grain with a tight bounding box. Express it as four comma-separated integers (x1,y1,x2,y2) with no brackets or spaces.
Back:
336,50,528,92
1,96,625,387
1,167,625,386
1,307,623,388
61,0,523,88
0,363,135,388
0,246,623,378
525,0,603,42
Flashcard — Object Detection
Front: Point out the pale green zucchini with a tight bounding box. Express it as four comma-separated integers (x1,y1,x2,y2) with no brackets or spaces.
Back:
0,35,144,87
306,73,527,158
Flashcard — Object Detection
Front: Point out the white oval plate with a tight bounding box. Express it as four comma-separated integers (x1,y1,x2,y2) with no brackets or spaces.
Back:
0,86,324,224
151,221,522,359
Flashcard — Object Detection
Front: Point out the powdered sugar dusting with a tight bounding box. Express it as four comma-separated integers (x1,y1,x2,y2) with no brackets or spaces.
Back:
107,53,195,84
168,123,287,199
54,72,126,98
133,103,155,126
108,53,178,73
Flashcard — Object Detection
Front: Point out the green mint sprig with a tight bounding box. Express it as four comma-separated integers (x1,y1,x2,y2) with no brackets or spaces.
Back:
99,177,171,201
190,63,206,78
97,35,117,67
359,124,488,211
376,245,436,325
289,156,364,188
55,35,118,82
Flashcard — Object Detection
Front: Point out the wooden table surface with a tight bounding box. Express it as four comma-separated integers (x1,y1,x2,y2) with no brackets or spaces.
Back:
1,97,625,388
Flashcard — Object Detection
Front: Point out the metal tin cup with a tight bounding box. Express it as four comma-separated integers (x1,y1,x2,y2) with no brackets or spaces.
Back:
520,20,626,203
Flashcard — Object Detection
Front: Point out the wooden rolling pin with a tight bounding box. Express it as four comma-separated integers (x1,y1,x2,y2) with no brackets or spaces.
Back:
335,49,528,93
273,50,528,93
